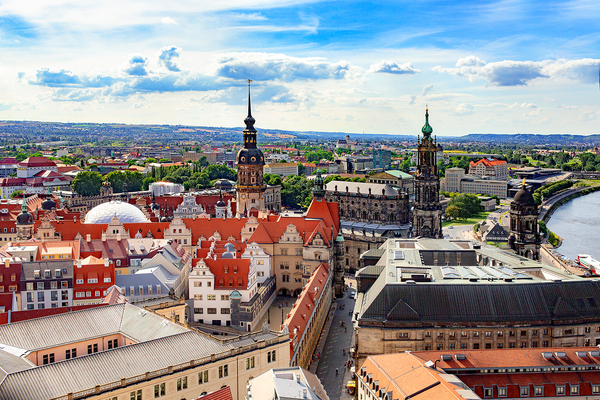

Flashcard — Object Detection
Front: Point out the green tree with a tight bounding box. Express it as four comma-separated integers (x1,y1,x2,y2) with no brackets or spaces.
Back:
71,171,103,196
15,153,27,162
10,190,23,199
445,204,461,220
107,170,144,193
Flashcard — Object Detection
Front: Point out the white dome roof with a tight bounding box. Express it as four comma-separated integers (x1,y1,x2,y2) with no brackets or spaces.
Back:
85,201,149,224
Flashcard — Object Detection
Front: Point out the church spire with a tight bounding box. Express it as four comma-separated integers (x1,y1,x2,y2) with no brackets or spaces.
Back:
421,106,433,138
243,79,257,149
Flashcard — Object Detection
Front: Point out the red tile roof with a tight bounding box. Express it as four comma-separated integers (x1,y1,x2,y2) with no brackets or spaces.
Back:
469,158,507,167
283,263,329,357
192,386,233,400
18,156,57,168
194,257,251,290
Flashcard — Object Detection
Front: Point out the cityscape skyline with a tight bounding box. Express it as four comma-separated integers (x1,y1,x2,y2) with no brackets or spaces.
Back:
0,0,599,136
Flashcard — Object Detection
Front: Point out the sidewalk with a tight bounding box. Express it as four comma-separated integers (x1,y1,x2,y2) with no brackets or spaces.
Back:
308,302,337,374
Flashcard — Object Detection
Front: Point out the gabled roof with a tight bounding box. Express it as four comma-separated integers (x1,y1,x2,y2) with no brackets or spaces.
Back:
18,157,56,168
0,303,188,353
195,257,251,290
470,158,507,167
284,263,329,346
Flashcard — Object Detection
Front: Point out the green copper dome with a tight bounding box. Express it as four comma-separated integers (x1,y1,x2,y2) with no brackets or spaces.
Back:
421,108,433,137
312,170,325,199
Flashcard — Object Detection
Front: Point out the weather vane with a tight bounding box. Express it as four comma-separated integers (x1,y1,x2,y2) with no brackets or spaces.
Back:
248,78,252,87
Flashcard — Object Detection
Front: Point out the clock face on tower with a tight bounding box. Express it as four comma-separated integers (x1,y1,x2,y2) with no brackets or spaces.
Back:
241,194,246,199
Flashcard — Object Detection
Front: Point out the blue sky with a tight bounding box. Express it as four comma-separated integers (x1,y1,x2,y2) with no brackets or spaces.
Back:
0,0,598,136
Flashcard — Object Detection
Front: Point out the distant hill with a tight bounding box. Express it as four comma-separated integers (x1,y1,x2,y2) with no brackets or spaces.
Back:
452,133,600,145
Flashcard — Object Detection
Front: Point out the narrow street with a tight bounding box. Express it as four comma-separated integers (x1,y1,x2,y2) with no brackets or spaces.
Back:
315,286,356,400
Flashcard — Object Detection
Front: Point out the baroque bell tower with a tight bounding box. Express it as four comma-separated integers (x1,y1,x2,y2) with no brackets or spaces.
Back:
413,108,443,238
236,80,266,216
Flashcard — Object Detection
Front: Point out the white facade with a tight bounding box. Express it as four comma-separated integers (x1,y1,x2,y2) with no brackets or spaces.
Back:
173,194,206,218
22,286,72,310
189,256,261,326
149,181,184,196
241,242,271,286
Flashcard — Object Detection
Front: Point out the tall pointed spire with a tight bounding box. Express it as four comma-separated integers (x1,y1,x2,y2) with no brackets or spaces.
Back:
244,79,256,133
243,79,257,149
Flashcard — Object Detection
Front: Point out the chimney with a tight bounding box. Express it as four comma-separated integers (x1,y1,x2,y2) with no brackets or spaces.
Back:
101,233,106,242
296,375,301,383
4,259,9,269
303,389,307,399
86,234,91,243
76,259,82,268
117,233,121,242
104,259,109,268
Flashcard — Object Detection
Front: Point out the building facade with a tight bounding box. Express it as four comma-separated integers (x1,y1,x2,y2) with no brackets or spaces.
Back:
442,167,508,198
366,170,414,196
469,157,509,179
412,109,443,238
324,181,409,225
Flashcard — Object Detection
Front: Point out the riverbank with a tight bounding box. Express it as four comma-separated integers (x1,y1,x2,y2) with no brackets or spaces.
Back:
540,185,600,223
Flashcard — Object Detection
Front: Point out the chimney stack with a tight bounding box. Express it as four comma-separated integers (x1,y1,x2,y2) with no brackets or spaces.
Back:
86,234,91,243
76,259,82,268
4,259,9,269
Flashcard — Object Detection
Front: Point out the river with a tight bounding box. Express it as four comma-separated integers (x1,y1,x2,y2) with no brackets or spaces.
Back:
546,189,600,261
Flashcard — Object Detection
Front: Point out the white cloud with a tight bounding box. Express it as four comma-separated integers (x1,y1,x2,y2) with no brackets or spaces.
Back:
509,102,537,109
368,60,419,75
420,84,433,96
214,52,361,82
160,17,177,24
455,103,475,115
424,93,475,101
560,105,578,111
433,56,600,86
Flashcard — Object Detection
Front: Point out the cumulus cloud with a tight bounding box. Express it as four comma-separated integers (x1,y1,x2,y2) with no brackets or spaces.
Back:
158,46,181,72
455,103,475,115
28,49,361,106
433,56,600,86
368,60,419,75
214,53,358,82
125,55,149,76
509,102,537,109
408,95,416,105
424,93,475,101
160,17,177,24
30,68,119,88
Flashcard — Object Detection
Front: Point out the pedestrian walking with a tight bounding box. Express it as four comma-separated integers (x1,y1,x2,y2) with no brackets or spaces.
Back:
336,368,339,376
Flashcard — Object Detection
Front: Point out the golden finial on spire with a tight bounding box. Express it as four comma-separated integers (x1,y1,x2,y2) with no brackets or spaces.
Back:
426,104,428,111
522,178,526,187
248,78,252,86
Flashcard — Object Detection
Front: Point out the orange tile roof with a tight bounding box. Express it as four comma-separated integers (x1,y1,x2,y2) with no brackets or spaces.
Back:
283,263,329,358
411,347,600,369
193,257,251,290
192,386,233,400
469,158,507,167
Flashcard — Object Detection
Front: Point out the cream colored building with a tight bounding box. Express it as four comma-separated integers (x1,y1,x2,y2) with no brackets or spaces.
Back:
441,167,507,198
264,162,298,177
0,302,290,400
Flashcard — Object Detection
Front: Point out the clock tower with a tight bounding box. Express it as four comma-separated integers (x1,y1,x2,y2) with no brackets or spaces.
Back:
413,108,443,238
236,80,266,216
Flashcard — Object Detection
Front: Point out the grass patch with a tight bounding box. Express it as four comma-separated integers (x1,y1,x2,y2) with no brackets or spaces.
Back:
443,211,492,227
548,230,560,247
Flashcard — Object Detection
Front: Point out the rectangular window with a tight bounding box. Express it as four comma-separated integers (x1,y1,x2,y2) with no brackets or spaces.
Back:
66,349,71,359
592,385,600,394
221,308,230,314
521,387,529,396
556,386,565,395
26,282,33,291
198,370,209,384
207,308,217,314
194,294,203,300
207,294,216,301
570,385,578,394
498,388,507,397
130,390,142,400
37,282,44,290
535,386,543,396
37,292,44,302
246,356,255,369
194,308,203,314
221,295,229,300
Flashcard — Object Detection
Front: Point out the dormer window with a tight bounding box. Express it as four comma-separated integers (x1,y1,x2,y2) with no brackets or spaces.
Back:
34,270,40,279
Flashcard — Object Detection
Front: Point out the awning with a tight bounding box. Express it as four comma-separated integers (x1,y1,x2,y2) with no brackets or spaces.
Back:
346,381,356,388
